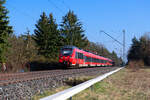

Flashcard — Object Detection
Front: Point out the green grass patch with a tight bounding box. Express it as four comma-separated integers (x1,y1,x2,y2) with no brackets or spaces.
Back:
94,82,108,93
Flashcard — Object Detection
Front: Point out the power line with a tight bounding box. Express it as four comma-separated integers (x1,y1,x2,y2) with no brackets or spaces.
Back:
48,0,65,14
110,30,123,40
61,0,71,10
100,30,123,46
6,3,35,20
102,33,123,44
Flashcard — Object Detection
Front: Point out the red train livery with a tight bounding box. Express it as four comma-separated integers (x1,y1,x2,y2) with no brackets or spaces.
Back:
59,45,113,67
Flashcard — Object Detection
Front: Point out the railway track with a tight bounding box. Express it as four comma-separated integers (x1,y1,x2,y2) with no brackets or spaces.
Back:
0,67,119,86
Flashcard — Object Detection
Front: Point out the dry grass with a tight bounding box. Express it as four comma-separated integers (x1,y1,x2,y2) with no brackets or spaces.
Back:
72,68,150,100
127,60,145,72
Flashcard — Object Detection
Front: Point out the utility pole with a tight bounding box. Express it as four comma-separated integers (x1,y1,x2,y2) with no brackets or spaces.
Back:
123,30,125,65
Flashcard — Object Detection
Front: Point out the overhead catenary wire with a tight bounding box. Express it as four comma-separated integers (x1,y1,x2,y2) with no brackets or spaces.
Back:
100,30,123,46
61,0,71,10
99,30,119,45
110,30,123,40
47,0,65,14
5,3,35,21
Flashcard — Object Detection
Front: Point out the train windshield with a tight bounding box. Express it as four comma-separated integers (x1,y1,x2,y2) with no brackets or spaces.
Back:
61,48,73,56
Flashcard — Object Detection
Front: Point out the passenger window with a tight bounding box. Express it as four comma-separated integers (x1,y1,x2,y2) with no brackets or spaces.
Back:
75,52,78,58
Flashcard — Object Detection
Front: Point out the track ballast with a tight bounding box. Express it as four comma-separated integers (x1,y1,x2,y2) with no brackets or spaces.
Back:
0,67,120,100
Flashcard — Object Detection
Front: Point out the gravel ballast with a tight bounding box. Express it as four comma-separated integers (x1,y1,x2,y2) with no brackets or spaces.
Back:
0,67,119,100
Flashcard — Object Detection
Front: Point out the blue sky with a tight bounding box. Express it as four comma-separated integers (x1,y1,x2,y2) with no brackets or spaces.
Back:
5,0,150,58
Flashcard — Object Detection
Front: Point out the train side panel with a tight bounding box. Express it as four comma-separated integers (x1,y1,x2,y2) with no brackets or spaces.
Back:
59,46,113,68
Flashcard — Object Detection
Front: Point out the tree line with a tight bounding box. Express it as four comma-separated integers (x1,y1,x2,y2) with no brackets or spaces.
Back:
128,33,150,66
0,0,122,72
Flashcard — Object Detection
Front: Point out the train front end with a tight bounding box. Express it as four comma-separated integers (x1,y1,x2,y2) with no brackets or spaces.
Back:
59,46,75,67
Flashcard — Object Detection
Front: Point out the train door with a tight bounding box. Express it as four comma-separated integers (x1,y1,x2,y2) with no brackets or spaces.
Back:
75,52,84,67
75,52,79,66
80,53,84,66
83,55,86,66
78,52,83,66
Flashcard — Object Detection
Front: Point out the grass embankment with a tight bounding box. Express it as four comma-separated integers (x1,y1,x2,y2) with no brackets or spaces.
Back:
33,68,150,100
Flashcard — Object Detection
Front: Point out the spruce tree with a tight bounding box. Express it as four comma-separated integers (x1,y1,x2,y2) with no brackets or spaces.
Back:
0,0,12,64
33,12,60,59
60,10,88,48
111,51,119,66
127,37,141,61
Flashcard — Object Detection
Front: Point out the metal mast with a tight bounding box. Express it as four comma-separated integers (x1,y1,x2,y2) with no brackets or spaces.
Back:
123,30,125,64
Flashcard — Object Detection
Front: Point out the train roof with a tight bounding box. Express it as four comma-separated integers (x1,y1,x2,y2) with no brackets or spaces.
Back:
62,45,78,49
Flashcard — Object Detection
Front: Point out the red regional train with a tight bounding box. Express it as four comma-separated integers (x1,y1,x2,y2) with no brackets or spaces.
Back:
59,45,113,68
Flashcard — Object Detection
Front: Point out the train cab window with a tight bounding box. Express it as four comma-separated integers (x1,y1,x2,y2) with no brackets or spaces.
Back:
61,48,73,56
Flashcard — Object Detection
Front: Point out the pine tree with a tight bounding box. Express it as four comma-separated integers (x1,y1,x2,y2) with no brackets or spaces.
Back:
33,12,60,59
127,37,141,61
111,51,119,66
60,10,88,48
0,0,12,67
139,36,147,60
